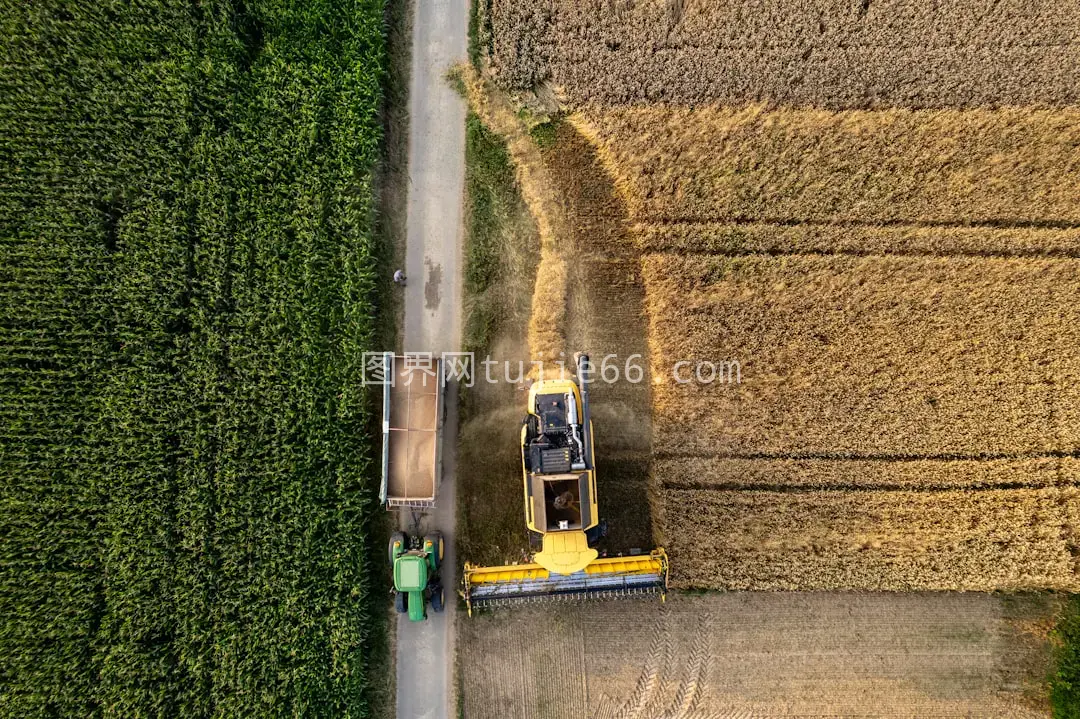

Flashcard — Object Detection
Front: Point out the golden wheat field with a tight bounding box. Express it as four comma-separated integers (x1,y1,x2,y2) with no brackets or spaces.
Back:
482,0,1080,108
574,107,1080,224
581,106,1080,591
635,222,1080,256
660,487,1079,590
469,0,1080,595
552,100,1080,591
637,249,1080,589
643,253,1080,457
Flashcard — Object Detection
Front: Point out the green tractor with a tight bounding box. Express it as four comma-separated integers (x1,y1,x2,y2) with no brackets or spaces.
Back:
388,531,445,622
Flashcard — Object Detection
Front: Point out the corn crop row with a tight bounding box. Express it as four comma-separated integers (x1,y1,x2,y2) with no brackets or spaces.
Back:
0,2,387,717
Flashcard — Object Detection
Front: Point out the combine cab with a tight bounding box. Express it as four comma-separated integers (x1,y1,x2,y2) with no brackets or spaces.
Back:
463,353,668,614
523,373,600,575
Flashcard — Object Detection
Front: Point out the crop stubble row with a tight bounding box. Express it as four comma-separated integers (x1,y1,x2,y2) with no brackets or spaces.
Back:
484,0,1080,107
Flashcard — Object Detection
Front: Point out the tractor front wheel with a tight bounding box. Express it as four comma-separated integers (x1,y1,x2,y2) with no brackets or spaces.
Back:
431,584,445,613
388,531,407,566
394,591,408,614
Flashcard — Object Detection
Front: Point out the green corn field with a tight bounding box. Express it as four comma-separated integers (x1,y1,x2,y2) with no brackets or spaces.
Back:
0,1,387,716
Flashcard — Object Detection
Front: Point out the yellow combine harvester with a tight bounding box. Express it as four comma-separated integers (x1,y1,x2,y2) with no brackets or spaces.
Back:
462,353,669,614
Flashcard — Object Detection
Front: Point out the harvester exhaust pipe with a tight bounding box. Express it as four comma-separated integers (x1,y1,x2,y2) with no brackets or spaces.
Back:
567,393,586,471
577,353,592,468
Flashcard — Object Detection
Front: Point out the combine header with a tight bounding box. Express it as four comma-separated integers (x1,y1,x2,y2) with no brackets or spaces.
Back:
464,550,668,612
462,353,669,615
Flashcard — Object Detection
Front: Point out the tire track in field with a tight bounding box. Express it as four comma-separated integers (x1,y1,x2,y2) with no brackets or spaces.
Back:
599,604,670,719
667,617,711,718
590,603,720,719
595,604,730,719
514,613,533,719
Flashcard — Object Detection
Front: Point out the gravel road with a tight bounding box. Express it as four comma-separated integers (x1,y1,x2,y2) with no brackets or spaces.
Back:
396,0,467,717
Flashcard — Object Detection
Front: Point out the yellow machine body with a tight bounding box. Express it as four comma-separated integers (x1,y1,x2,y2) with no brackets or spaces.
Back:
521,377,600,575
463,550,668,615
459,354,669,614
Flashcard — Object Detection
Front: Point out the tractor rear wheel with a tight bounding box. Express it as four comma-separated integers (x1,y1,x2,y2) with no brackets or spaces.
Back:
394,591,408,614
388,532,407,566
431,584,445,613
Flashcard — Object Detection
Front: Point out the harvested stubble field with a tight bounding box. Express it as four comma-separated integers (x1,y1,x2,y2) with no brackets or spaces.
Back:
459,593,1060,719
481,0,1080,108
545,120,656,551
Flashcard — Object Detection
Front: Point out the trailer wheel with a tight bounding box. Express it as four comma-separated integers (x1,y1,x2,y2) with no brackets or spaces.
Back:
431,584,445,613
424,533,443,569
394,591,408,614
388,532,407,566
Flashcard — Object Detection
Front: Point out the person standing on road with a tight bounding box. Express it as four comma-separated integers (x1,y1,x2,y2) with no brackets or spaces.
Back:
393,269,406,286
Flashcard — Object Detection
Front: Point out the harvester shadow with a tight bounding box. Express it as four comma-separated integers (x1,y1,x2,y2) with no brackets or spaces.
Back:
540,122,656,553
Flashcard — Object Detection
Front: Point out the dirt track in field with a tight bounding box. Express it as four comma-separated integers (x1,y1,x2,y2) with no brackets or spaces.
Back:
460,593,1060,719
454,94,658,563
